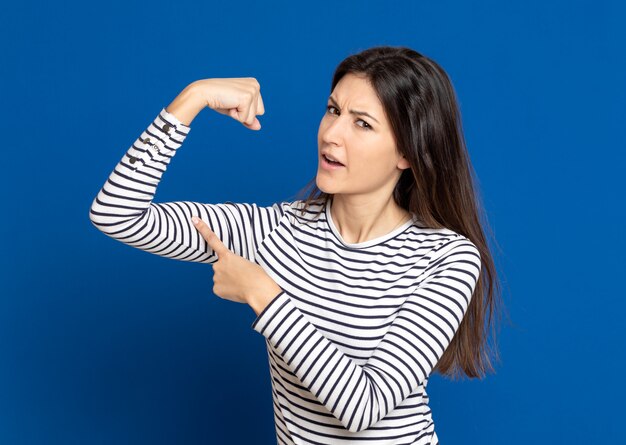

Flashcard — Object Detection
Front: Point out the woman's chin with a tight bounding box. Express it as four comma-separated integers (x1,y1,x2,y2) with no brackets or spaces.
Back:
315,175,335,195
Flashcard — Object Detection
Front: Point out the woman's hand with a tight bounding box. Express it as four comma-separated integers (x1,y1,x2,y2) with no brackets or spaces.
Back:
166,77,265,129
191,216,282,314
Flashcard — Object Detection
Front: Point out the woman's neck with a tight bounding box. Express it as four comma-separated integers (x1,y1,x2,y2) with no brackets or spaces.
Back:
329,193,411,244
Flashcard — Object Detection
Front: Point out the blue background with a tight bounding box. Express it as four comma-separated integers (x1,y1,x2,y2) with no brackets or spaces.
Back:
1,0,624,443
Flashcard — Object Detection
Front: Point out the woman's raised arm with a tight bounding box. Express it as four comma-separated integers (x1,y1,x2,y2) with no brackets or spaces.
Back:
89,79,280,264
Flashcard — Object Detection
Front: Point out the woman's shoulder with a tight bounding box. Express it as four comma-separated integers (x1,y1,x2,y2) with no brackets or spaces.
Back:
276,198,327,223
405,219,480,256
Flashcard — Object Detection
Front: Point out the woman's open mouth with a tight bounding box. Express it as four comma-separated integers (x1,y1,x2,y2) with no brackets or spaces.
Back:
321,154,345,170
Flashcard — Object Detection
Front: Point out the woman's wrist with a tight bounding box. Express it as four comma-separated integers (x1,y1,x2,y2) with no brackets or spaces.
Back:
165,82,207,126
248,282,283,316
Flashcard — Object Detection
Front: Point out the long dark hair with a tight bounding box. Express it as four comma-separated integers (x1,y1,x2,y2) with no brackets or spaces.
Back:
299,46,503,379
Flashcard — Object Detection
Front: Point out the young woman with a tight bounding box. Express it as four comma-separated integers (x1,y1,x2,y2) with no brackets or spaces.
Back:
90,46,501,445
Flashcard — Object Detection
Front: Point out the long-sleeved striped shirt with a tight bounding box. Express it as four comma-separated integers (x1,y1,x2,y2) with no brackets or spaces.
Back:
89,108,482,445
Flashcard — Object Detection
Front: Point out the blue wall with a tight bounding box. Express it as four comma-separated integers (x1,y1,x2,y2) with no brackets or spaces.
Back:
1,1,624,443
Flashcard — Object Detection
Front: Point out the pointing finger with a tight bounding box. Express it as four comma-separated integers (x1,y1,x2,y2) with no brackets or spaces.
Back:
191,216,230,257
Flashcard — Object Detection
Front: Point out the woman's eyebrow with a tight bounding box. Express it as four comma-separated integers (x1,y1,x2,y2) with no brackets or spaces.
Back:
328,96,380,124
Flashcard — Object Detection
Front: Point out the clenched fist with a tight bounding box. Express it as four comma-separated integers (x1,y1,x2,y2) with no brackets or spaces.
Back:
166,77,265,129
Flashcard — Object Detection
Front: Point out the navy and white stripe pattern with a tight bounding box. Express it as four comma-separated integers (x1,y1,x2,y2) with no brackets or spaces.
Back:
90,108,482,445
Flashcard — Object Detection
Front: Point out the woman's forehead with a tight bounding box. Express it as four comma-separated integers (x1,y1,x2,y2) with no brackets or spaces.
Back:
331,74,382,108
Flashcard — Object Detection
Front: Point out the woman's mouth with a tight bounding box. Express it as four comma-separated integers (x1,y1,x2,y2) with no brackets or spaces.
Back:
321,154,345,170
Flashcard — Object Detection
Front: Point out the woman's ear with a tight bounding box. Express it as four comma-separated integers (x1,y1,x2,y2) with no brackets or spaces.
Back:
397,156,410,170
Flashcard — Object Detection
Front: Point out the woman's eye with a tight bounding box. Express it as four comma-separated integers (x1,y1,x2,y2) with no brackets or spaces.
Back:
326,106,371,130
356,119,372,130
326,105,339,115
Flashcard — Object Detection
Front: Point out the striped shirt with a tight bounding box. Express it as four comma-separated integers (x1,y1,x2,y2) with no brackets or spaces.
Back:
89,108,482,445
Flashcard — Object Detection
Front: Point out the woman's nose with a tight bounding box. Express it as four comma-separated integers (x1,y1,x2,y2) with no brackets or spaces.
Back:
321,115,346,146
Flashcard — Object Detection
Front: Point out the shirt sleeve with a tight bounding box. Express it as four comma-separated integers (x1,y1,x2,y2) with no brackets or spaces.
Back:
251,237,481,433
89,108,284,263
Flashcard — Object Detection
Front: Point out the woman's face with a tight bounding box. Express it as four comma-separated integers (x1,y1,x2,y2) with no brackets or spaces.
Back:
316,73,409,198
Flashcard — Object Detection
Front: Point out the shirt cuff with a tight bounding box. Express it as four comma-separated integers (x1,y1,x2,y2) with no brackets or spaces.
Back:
160,107,192,133
124,108,191,170
250,291,321,367
251,291,293,334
